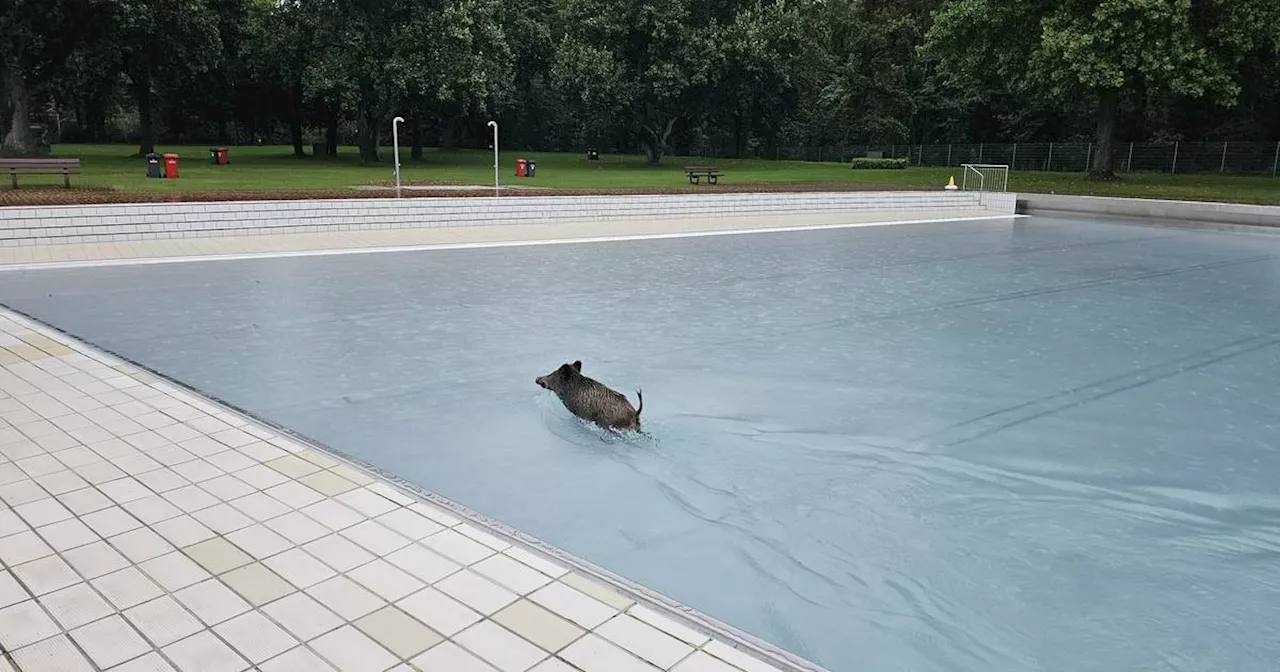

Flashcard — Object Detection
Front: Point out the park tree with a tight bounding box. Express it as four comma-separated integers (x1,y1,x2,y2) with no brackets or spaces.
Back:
1,0,99,154
924,0,1280,178
110,0,223,155
551,0,717,163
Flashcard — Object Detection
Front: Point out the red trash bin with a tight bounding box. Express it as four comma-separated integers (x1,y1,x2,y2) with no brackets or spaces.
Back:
515,158,527,178
163,153,179,179
215,148,229,165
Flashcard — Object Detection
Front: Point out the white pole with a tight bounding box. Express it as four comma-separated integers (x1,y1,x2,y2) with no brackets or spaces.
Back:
487,121,499,195
1273,141,1279,178
1127,142,1134,172
1220,141,1228,173
392,116,405,198
1171,141,1179,174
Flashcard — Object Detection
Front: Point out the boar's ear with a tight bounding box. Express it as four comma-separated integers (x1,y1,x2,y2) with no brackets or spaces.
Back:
571,361,582,372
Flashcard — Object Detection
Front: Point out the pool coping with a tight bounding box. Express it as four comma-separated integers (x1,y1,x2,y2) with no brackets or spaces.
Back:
1,301,833,672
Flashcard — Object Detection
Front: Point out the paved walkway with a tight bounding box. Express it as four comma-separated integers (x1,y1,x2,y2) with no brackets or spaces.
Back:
0,210,981,267
0,307,797,672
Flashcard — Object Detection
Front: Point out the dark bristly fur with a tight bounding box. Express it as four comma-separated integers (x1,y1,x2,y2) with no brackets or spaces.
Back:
536,361,643,431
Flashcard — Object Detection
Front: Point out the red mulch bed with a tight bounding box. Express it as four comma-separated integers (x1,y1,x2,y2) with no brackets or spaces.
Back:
1,183,929,208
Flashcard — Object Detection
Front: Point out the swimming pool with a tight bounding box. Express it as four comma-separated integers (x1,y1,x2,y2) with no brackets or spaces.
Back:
3,215,1279,672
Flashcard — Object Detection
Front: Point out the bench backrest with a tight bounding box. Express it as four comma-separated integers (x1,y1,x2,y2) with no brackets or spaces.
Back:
684,166,717,172
0,158,81,169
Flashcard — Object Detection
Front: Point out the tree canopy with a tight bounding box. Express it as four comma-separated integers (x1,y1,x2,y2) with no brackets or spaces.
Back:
3,0,1278,165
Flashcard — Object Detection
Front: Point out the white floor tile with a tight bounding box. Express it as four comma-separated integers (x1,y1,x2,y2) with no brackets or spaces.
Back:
63,540,130,579
98,476,154,504
260,510,329,546
108,527,175,563
0,529,54,565
303,534,375,573
375,508,443,541
39,582,114,629
12,634,95,672
57,486,115,515
70,614,152,669
199,474,254,501
258,646,338,672
340,520,411,556
421,528,494,565
125,595,203,647
596,613,694,669
472,554,554,595
410,641,498,672
140,551,210,591
135,467,191,494
670,651,740,672
336,488,399,517
0,600,61,649
702,641,782,672
347,559,422,602
309,626,398,672
263,548,336,589
384,543,460,585
213,611,298,664
306,576,385,621
264,481,324,509
163,484,221,513
436,569,518,616
35,517,99,551
261,592,343,641
228,492,291,522
0,570,27,609
174,579,251,626
0,508,27,537
13,555,81,595
501,548,569,579
163,630,250,672
455,621,548,672
559,633,656,672
108,651,178,672
396,588,482,636
91,567,164,609
299,500,364,531
226,524,293,560
15,496,74,526
81,506,143,538
528,582,617,630
152,515,217,547
192,503,254,535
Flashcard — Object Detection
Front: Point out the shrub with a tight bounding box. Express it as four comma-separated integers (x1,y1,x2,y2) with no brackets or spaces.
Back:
850,158,908,170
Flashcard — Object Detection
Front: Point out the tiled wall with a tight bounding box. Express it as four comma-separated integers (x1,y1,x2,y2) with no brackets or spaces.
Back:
0,191,1014,246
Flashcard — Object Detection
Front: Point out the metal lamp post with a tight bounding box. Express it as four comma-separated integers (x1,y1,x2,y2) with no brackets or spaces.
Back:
392,116,405,198
487,120,499,195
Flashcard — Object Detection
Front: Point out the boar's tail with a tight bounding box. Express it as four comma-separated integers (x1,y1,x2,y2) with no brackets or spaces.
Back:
635,389,643,418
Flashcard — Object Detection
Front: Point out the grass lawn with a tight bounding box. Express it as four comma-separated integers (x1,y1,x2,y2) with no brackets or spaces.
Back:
10,144,1280,205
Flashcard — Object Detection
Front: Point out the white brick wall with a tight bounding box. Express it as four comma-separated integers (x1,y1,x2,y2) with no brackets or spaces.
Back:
0,191,1013,246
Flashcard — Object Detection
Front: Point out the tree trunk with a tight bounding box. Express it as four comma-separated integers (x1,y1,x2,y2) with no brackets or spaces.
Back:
325,114,338,156
2,66,35,155
640,117,679,164
290,117,304,156
134,76,156,156
357,101,379,163
1089,88,1120,179
411,114,423,160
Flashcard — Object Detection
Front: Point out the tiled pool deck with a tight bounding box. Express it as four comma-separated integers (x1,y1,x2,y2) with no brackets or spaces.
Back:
0,308,811,671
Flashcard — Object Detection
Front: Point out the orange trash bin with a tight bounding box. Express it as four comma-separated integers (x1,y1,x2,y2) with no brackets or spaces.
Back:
515,158,527,178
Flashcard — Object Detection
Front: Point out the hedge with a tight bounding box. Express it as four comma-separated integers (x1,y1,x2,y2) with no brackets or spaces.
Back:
849,158,908,170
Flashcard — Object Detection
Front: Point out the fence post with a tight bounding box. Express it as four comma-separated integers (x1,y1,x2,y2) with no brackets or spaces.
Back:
947,144,952,167
978,143,984,163
1220,141,1228,173
1011,143,1018,170
1085,143,1092,173
1127,142,1134,172
1172,142,1179,174
818,146,822,162
918,144,923,166
1273,141,1279,177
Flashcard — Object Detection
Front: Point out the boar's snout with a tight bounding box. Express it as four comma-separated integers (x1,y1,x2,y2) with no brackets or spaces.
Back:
535,376,548,390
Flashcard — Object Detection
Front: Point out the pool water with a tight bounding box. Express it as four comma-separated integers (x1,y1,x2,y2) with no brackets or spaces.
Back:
4,215,1280,672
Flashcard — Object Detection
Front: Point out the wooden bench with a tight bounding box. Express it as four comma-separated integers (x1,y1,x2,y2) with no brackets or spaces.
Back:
0,158,81,189
684,165,722,185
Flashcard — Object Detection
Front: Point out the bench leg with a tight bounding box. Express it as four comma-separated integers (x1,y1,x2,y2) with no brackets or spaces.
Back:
64,169,71,188
688,176,698,185
10,173,16,190
708,176,718,185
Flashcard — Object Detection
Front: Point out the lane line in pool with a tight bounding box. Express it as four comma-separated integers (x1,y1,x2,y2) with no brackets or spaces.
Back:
0,213,1027,272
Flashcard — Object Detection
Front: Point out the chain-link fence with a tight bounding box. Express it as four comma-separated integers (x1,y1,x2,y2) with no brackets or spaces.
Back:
765,141,1280,175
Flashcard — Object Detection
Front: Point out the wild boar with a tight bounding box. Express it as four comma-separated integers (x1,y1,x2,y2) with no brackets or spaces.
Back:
536,361,642,431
